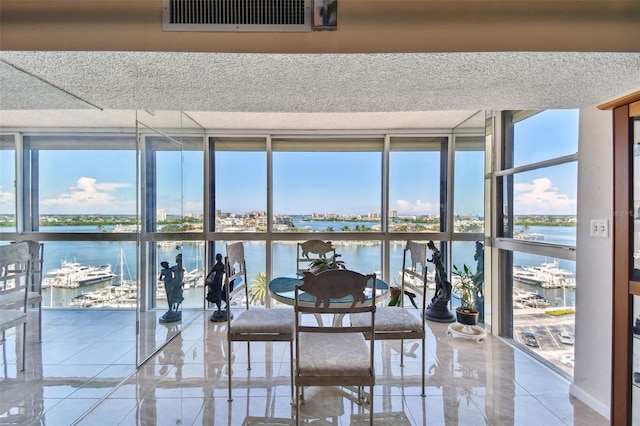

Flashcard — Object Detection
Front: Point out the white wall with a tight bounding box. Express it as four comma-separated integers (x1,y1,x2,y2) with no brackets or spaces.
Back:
570,104,613,418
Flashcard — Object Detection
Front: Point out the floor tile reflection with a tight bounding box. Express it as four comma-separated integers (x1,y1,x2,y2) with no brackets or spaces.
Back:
0,309,609,425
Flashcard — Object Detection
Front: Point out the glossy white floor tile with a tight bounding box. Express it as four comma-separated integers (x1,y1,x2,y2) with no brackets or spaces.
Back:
0,309,608,425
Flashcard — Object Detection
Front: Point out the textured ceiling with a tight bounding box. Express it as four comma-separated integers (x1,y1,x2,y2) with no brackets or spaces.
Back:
1,51,639,130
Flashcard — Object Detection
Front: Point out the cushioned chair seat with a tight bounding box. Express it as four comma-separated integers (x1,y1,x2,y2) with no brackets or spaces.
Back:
230,308,294,335
0,290,41,309
351,306,422,332
0,309,28,331
298,332,370,377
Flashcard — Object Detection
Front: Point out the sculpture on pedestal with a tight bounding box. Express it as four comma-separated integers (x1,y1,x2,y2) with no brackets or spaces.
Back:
206,253,231,322
425,240,455,323
159,253,184,323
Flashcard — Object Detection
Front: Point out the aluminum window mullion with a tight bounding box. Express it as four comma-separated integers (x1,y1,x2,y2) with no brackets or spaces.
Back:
381,134,390,283
493,237,576,261
494,152,578,177
266,135,274,305
15,133,25,233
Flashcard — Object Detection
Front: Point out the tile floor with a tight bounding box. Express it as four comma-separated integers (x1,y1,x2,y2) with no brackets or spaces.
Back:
0,309,608,425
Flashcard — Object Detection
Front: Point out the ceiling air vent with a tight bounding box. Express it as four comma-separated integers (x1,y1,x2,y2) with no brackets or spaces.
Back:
163,0,312,32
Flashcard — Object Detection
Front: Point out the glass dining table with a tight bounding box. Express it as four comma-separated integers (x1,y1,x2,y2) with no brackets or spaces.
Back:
268,273,389,325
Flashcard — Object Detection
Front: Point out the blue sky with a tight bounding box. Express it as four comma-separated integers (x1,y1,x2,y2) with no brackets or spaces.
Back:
0,109,579,217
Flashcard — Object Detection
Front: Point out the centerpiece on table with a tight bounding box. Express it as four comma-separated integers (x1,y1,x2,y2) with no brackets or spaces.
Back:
307,252,346,274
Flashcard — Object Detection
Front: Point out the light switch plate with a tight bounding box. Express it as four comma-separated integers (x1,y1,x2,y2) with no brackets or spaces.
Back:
590,219,608,238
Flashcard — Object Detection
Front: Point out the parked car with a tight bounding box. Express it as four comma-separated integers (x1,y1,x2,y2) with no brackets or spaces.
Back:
561,354,574,367
558,331,574,345
522,331,539,348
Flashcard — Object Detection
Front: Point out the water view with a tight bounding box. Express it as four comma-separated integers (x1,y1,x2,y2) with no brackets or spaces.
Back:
3,222,576,310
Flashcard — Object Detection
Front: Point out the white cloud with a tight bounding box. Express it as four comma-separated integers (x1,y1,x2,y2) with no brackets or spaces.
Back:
0,185,16,209
514,177,576,215
41,177,134,214
395,199,439,215
183,200,203,214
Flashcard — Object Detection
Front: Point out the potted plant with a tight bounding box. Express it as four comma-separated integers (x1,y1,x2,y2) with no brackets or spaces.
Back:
452,264,479,326
387,284,418,308
307,253,346,274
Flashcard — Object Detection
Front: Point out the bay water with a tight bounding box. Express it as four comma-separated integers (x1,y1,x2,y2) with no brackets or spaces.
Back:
2,223,576,308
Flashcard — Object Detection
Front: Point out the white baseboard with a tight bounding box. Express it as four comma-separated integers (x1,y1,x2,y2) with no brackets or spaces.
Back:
569,382,610,421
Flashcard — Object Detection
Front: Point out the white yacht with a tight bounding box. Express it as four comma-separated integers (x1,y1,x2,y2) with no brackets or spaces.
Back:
513,261,575,289
43,261,116,288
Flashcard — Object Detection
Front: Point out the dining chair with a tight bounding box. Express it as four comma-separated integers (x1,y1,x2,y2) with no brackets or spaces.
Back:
0,242,32,372
294,269,377,426
224,241,295,402
296,239,336,273
350,240,428,396
1,241,42,342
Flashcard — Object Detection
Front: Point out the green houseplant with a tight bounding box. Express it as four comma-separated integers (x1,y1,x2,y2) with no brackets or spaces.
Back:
452,264,479,326
387,286,418,308
307,253,346,274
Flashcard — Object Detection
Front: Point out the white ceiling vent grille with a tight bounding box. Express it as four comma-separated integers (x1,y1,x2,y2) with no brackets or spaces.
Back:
163,0,312,32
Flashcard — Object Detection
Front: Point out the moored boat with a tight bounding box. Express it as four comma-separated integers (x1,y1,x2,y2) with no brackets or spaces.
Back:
513,260,575,289
43,260,116,288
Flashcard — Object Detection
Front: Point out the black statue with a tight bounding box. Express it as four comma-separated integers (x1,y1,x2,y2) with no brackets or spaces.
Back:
206,253,231,322
473,241,485,323
425,240,455,323
428,240,451,304
159,253,184,323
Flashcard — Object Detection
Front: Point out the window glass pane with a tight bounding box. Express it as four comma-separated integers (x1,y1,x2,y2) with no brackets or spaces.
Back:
513,109,578,167
273,150,381,232
215,147,266,232
156,240,204,309
513,163,577,245
39,149,137,231
182,149,203,231
273,241,299,278
273,240,382,278
389,240,410,289
389,138,444,232
0,138,15,231
450,240,484,322
389,239,433,308
42,241,136,308
511,251,575,376
207,240,266,306
156,149,183,231
454,137,484,233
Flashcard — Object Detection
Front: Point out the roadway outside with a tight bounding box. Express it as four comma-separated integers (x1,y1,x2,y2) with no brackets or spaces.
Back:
513,308,575,375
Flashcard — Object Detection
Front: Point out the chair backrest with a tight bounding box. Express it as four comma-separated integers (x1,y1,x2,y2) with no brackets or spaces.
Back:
294,269,377,383
295,269,376,326
400,240,429,309
296,239,337,273
25,240,44,293
224,241,248,312
0,242,31,311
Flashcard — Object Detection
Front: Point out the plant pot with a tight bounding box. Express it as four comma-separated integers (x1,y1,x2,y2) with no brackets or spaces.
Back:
456,308,479,326
389,287,401,299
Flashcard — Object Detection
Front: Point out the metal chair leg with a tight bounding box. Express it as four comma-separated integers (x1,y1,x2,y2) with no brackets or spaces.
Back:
227,339,233,402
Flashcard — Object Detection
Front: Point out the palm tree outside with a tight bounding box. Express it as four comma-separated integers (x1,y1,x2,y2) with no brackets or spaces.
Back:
249,272,267,305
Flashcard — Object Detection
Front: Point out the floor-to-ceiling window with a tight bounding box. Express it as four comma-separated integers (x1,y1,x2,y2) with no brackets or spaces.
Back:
496,109,578,377
204,125,486,314
1,119,487,318
22,134,138,307
271,137,384,280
